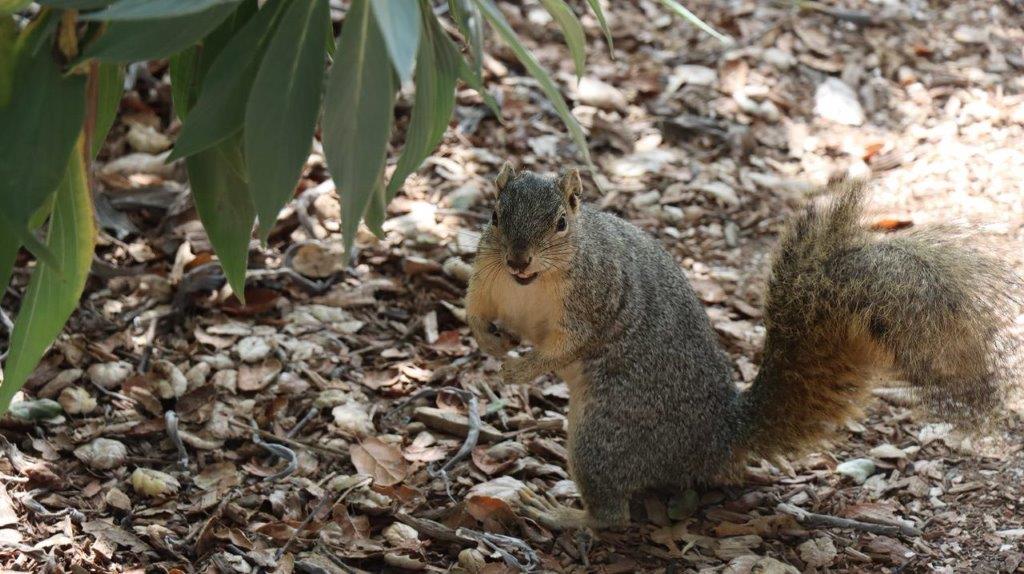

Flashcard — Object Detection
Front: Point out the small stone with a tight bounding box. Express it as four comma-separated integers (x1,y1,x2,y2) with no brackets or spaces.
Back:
38,368,83,399
697,182,740,206
684,205,706,222
235,336,271,363
332,401,375,437
953,25,987,44
8,399,62,421
211,369,238,393
58,386,97,415
104,487,132,512
458,548,487,574
125,121,172,153
74,438,128,470
763,47,796,69
660,205,685,224
674,64,717,86
382,522,420,548
87,361,133,389
869,443,907,459
131,468,181,498
631,190,661,208
798,537,838,568
836,458,875,484
814,77,865,126
443,257,473,284
575,76,627,110
691,278,727,303
152,360,188,399
185,362,211,388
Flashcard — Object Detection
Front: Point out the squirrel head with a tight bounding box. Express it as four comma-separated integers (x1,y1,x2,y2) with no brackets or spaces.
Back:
478,162,582,286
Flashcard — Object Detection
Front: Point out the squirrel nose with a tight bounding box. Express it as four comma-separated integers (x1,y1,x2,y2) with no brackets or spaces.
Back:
507,255,532,273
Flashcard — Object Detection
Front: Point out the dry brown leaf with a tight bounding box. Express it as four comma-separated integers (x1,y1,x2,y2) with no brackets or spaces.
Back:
350,437,409,487
238,358,283,392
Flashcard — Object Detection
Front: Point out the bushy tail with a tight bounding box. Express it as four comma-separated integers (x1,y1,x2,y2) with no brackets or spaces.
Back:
736,178,1022,460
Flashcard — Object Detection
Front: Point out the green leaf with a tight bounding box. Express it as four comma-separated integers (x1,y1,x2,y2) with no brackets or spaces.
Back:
473,0,591,167
448,0,482,81
168,47,198,121
82,0,240,21
0,1,30,17
585,0,613,53
0,139,96,416
654,0,732,45
167,0,288,161
454,50,501,120
91,63,124,158
0,15,15,106
37,0,114,9
0,194,57,294
168,0,256,121
364,180,386,238
538,0,586,80
197,0,258,76
322,0,395,255
370,0,420,85
82,2,238,62
186,135,254,300
245,0,327,241
440,2,500,118
386,1,458,200
0,226,17,294
15,9,58,57
0,30,85,268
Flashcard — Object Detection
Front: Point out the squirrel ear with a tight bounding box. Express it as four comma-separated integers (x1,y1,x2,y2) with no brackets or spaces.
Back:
495,162,516,193
558,168,582,210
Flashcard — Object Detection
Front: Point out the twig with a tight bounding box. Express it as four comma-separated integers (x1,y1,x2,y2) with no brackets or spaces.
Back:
778,503,922,537
0,307,12,332
137,316,159,374
456,527,540,572
20,493,86,523
0,306,10,361
164,411,189,471
293,178,336,238
475,378,509,427
430,388,481,477
277,476,372,559
315,542,362,574
246,266,331,294
227,418,350,457
393,512,475,546
88,379,136,404
249,420,297,482
388,386,483,499
287,407,320,438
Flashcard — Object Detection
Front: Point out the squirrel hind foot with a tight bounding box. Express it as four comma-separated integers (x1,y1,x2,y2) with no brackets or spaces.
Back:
517,489,628,532
518,489,588,531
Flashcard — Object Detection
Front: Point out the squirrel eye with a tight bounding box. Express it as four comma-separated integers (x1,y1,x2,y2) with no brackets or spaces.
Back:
491,209,498,225
556,215,567,232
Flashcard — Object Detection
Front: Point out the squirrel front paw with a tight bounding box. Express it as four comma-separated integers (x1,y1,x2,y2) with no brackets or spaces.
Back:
476,323,517,357
500,356,538,385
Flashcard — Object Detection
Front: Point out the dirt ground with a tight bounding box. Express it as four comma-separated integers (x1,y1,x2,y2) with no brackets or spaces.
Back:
2,0,1024,572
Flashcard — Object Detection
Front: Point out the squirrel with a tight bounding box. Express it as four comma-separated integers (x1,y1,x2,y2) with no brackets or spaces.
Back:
465,163,1021,531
